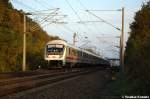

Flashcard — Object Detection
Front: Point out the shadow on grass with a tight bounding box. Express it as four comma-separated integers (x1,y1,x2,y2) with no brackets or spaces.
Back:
102,71,150,97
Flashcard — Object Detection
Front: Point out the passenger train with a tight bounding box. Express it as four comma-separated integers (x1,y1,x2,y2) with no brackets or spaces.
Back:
44,40,110,67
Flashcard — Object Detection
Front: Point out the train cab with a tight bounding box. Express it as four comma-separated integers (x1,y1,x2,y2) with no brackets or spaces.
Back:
44,40,67,66
46,44,64,60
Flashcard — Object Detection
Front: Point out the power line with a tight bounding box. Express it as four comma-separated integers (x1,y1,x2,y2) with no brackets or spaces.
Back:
29,8,60,14
32,15,67,32
77,21,103,23
65,0,82,21
30,9,59,31
88,9,121,11
86,10,121,31
76,0,103,35
29,8,67,32
65,0,96,35
31,17,54,32
77,0,87,10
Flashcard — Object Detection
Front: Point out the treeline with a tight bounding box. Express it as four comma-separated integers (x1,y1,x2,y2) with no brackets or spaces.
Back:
125,1,150,94
0,0,59,72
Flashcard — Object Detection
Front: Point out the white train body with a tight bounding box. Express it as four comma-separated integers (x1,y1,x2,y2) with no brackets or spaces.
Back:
44,40,110,67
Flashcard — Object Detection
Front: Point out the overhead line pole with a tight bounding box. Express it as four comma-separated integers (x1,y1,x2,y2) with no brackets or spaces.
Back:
23,13,32,71
22,10,67,71
120,7,125,73
23,14,26,71
87,8,125,72
73,32,77,46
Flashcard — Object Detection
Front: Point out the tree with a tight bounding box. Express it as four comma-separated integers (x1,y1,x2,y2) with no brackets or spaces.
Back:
125,1,150,94
0,0,60,72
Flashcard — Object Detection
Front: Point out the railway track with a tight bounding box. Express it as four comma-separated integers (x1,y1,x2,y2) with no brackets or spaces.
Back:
0,68,98,97
0,69,64,80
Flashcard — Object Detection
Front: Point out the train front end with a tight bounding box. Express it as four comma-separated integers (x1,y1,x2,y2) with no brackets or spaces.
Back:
45,41,66,66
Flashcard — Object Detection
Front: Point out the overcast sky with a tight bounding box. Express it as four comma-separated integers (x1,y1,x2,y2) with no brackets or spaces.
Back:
10,0,149,59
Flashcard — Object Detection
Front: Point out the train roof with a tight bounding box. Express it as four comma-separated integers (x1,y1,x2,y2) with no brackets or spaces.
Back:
46,40,109,61
47,40,80,49
47,40,67,45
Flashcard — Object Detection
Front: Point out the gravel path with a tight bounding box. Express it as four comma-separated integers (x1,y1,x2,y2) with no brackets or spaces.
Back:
1,69,119,99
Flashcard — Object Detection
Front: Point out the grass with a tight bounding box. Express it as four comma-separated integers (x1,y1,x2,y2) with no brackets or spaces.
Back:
103,72,137,96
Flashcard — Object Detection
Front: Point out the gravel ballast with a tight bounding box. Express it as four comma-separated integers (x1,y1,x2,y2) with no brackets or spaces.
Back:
1,69,118,99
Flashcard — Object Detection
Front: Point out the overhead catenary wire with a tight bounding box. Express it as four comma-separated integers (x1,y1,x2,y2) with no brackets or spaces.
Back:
29,8,60,14
31,10,59,30
65,0,82,21
86,10,121,31
12,0,63,32
31,9,57,30
64,0,95,34
30,8,67,32
32,14,66,32
31,16,54,32
77,0,87,11
29,0,59,28
43,16,67,26
15,0,69,35
88,9,121,11
78,0,120,55
30,10,67,27
76,0,103,35
12,0,56,30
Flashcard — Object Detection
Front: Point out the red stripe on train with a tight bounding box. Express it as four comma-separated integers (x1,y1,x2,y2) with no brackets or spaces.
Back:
66,56,79,60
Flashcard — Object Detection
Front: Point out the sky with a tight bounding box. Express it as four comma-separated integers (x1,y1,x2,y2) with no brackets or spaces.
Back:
10,0,149,59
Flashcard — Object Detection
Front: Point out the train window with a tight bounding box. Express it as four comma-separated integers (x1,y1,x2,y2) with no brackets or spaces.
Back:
47,44,64,55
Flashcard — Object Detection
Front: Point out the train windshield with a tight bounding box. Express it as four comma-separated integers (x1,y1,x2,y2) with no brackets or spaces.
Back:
47,44,64,55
